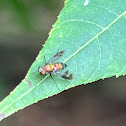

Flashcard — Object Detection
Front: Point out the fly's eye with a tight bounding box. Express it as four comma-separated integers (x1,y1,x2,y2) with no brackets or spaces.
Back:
41,70,45,75
38,66,43,72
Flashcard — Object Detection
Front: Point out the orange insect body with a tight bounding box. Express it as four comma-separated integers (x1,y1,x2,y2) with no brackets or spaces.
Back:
37,50,72,86
39,63,64,75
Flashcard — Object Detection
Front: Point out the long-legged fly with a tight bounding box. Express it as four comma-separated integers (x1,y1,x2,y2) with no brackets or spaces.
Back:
38,50,73,90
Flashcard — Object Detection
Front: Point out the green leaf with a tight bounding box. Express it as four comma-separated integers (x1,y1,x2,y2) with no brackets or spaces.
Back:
0,0,126,121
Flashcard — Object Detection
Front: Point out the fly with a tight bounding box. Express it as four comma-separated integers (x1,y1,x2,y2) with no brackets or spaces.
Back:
38,50,73,90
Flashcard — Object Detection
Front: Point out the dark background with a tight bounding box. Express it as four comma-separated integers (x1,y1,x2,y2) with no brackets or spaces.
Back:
1,0,126,126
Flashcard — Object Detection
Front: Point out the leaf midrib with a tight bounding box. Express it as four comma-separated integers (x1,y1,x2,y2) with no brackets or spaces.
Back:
64,11,126,63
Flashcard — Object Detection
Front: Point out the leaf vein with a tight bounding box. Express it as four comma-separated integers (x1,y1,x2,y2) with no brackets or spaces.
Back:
85,37,101,82
0,75,49,113
54,19,104,31
90,3,119,16
64,11,126,63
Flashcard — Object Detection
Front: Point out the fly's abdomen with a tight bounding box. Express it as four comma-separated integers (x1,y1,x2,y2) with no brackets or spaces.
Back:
44,63,67,72
54,63,67,70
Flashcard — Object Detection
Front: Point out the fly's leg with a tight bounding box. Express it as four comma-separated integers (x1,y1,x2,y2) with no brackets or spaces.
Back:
50,73,60,91
52,70,70,83
40,74,46,81
44,56,48,65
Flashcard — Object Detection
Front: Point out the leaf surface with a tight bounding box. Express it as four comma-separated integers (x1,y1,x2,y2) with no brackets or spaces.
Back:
0,0,126,121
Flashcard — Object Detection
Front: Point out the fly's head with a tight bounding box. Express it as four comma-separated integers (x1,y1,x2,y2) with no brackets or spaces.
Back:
38,66,46,75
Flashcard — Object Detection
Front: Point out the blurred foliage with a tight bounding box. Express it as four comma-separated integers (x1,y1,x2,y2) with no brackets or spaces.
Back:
0,0,58,10
0,0,64,97
0,0,64,32
0,79,7,101
11,0,33,31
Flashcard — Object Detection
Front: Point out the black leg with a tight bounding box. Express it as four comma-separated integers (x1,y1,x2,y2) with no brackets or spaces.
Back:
44,56,47,65
50,74,60,91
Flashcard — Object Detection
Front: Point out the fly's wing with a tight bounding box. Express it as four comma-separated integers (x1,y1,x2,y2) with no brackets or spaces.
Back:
47,50,65,64
61,71,73,80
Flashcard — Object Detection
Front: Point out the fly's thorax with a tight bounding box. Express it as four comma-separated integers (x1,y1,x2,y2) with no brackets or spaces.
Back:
44,64,53,72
